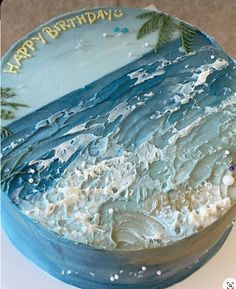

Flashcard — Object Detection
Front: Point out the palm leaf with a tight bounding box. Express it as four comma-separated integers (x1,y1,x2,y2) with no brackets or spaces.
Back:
0,87,29,129
1,87,16,99
137,11,199,54
156,15,178,51
1,127,13,138
1,100,29,110
9,146,33,176
137,14,160,39
1,109,15,120
180,22,198,53
136,11,159,19
1,146,33,189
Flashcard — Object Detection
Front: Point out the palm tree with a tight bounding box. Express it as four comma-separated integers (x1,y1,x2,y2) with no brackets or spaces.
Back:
1,87,29,137
137,11,198,53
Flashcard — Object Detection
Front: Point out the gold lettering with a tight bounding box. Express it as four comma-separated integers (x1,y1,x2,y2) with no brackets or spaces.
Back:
5,10,125,75
32,32,47,44
56,20,71,31
85,12,97,24
96,10,105,20
14,54,27,66
108,9,113,21
76,14,87,25
113,10,124,18
42,26,60,39
53,24,62,32
67,18,77,28
4,62,19,74
103,10,112,21
17,47,32,58
23,40,36,51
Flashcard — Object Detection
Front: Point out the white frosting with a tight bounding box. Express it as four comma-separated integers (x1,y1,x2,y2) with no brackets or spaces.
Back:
128,68,165,86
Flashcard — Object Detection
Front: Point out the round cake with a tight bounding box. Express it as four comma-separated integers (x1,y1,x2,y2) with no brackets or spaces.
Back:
1,6,236,289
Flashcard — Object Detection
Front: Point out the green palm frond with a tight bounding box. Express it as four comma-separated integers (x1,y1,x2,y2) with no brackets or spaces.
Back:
180,22,198,53
137,11,198,53
137,13,160,39
136,11,159,19
1,127,13,138
156,14,178,51
1,87,29,137
1,146,33,189
1,100,28,110
1,109,15,120
1,87,16,99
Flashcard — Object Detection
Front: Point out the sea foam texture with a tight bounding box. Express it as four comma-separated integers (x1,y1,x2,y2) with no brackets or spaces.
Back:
18,47,236,250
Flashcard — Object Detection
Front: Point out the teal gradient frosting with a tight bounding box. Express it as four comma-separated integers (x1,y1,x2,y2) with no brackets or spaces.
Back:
1,6,236,289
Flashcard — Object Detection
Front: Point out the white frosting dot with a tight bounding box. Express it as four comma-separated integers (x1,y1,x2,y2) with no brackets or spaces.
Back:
116,32,123,37
108,208,114,214
103,32,108,38
223,175,234,186
114,274,119,280
156,270,162,276
128,52,133,57
224,150,230,155
210,55,215,59
144,42,149,48
110,276,115,282
28,178,34,184
142,266,147,271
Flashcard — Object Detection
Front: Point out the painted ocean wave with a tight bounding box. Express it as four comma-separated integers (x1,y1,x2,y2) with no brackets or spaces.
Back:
1,37,236,250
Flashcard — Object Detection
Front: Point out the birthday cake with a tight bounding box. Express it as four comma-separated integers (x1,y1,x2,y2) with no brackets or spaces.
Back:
1,7,236,289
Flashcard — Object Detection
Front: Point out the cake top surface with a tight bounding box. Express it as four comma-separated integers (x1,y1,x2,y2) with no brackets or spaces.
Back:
1,7,236,251
2,8,159,125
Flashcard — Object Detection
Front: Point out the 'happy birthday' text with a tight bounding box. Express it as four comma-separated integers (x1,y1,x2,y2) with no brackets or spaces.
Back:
4,9,124,74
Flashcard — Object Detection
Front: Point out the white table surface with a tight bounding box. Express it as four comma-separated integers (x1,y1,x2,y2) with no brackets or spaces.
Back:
1,225,235,289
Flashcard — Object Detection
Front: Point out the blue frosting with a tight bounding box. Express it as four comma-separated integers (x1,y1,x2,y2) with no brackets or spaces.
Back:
1,6,236,289
3,39,235,198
